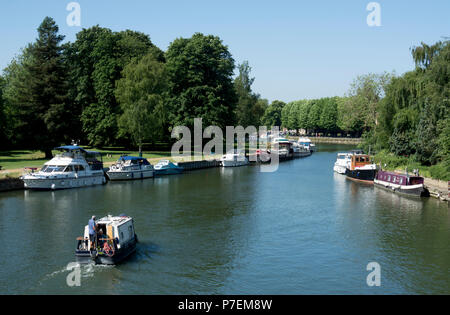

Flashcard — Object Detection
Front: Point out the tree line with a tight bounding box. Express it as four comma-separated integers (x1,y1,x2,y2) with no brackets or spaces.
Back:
0,17,268,157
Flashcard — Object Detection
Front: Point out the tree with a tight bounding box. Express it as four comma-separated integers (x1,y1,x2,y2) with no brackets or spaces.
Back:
115,51,168,155
319,97,338,134
307,100,322,133
67,26,162,146
234,61,262,127
4,17,69,158
261,100,285,128
0,76,6,147
166,33,237,130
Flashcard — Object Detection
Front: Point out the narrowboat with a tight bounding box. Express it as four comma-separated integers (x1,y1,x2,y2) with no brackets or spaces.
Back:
75,215,137,265
345,154,377,183
221,149,249,167
21,145,106,190
106,156,154,181
154,160,184,175
374,170,428,197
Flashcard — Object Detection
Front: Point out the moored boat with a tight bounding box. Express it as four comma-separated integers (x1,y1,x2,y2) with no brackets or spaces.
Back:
345,154,377,183
292,141,312,158
106,156,154,181
221,149,249,167
154,160,184,175
374,170,428,197
75,215,137,265
333,153,352,174
298,137,316,152
270,137,294,161
21,145,106,190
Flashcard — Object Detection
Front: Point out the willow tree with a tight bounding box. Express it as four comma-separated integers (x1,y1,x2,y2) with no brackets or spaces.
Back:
115,51,168,155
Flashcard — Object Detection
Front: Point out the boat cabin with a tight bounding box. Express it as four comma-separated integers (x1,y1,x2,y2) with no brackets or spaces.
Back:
349,154,373,170
376,171,424,186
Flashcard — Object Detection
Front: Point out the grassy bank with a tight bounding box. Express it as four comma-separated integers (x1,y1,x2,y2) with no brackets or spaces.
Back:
0,149,171,178
0,148,222,178
373,150,450,181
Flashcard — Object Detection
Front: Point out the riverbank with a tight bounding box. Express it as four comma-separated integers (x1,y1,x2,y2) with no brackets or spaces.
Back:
287,136,361,144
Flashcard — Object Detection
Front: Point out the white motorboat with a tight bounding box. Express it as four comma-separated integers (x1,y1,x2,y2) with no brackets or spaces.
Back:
270,137,294,160
106,156,154,181
21,146,106,190
221,150,249,167
298,137,316,152
292,141,312,158
333,153,352,174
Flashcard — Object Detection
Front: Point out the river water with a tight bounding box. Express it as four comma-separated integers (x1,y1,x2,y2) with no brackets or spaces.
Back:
0,144,448,294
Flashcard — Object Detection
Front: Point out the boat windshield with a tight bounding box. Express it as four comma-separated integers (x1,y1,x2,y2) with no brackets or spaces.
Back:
42,165,65,173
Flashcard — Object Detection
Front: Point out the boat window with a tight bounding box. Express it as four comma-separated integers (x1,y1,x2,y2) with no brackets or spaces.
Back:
44,166,65,172
64,165,74,172
41,165,48,172
400,178,403,184
74,165,85,172
388,176,391,181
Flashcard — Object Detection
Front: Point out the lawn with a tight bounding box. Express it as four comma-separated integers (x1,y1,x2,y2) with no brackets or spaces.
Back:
0,148,222,178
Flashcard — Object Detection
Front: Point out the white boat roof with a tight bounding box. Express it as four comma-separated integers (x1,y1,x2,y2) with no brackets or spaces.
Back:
96,215,133,226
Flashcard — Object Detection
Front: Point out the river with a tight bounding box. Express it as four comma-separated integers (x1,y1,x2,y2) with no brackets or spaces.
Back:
0,144,448,294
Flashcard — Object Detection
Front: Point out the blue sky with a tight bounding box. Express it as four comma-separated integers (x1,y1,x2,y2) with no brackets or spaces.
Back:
0,0,448,102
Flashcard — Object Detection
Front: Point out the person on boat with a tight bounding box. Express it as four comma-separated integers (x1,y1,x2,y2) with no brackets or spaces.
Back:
88,216,97,249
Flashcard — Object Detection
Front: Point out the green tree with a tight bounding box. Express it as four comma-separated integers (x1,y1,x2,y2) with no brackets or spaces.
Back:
319,97,338,134
115,52,168,155
68,26,162,146
261,100,285,128
234,61,262,127
4,17,69,158
166,33,237,130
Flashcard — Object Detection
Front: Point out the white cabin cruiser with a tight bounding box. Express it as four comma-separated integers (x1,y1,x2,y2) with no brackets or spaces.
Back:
21,146,106,190
298,137,316,152
106,156,154,181
221,150,249,167
270,138,294,160
75,215,137,265
333,153,352,174
292,141,312,158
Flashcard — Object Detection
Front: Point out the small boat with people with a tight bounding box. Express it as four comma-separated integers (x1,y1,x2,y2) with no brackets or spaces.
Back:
154,159,184,175
374,170,429,197
221,149,249,167
75,214,138,265
106,156,154,181
298,137,316,152
21,145,106,190
345,154,378,183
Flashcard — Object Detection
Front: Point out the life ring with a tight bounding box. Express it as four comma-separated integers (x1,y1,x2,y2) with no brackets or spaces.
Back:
103,242,115,257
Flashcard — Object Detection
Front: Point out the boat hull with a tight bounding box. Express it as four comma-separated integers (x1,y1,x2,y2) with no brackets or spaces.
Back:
106,169,154,181
294,151,311,158
333,165,347,174
22,173,106,190
345,169,377,183
374,179,428,197
155,168,183,176
75,237,137,265
221,159,249,167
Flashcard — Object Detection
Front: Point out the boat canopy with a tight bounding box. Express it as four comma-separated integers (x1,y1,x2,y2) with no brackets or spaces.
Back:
55,145,87,153
119,156,150,165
